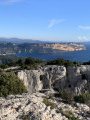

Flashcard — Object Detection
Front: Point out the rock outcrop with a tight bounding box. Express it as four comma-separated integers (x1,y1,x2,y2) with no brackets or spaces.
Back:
16,70,43,93
66,65,90,95
16,65,90,95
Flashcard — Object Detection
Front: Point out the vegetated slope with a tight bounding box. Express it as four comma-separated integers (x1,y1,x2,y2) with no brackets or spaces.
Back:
0,55,24,64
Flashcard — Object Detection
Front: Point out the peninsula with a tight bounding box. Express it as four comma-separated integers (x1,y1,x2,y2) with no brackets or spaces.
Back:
0,42,86,55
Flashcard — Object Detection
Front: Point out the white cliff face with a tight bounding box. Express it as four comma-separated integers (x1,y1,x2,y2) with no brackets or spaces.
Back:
79,65,90,92
66,65,90,95
16,65,90,95
16,66,66,93
17,70,28,89
66,66,83,95
16,69,43,93
42,65,66,89
80,65,90,80
0,92,90,120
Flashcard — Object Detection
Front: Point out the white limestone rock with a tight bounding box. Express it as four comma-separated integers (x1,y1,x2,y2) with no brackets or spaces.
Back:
0,92,90,120
16,65,90,95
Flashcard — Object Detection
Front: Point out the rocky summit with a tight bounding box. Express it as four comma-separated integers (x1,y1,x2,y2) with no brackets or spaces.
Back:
0,65,90,120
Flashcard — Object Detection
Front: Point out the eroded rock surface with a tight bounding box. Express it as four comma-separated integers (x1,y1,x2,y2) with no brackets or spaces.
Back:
0,92,90,120
16,65,90,95
16,69,43,93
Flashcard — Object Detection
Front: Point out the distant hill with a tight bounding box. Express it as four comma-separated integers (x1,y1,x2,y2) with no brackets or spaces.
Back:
0,38,52,44
0,37,90,44
0,37,71,44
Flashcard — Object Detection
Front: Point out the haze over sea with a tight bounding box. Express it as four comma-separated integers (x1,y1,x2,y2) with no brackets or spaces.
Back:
15,43,90,62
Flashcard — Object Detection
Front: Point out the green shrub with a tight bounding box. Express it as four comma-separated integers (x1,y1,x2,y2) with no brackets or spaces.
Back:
69,116,80,120
61,111,79,120
25,58,35,65
0,72,27,97
74,95,84,103
59,89,74,102
48,93,54,99
61,110,73,118
74,91,90,104
25,57,45,65
82,74,88,80
43,98,56,109
19,114,34,120
0,64,8,69
42,94,54,100
47,58,79,67
17,59,23,66
58,89,90,106
83,61,90,65
42,95,47,99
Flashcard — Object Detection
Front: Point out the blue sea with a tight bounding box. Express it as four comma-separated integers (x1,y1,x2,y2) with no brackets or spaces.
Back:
15,43,90,62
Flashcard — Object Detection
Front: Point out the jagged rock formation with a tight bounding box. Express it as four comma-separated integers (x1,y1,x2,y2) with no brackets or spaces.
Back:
16,65,90,95
0,92,90,120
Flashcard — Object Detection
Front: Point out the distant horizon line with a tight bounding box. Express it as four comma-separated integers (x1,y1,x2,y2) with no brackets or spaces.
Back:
0,37,90,43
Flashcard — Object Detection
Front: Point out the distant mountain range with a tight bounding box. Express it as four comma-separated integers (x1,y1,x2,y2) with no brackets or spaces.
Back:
0,38,47,44
0,37,90,44
0,37,76,44
0,37,62,44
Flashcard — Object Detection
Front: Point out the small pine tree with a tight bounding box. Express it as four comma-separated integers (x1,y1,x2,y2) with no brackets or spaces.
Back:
0,72,27,97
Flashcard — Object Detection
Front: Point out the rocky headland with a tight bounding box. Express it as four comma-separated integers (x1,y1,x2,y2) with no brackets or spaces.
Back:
0,42,86,55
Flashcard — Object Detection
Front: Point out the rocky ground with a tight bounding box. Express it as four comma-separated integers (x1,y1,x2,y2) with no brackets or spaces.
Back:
0,91,90,120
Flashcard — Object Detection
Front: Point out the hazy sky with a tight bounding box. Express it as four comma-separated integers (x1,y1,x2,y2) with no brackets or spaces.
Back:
0,0,90,42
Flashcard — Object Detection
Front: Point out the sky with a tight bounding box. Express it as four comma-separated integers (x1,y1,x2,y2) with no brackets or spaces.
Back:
0,0,90,42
